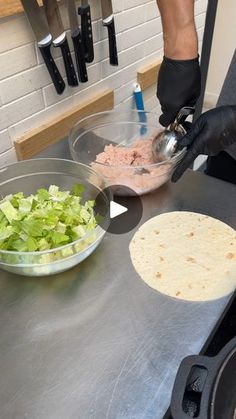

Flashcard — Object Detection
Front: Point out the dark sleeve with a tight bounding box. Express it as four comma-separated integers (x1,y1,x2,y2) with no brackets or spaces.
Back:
217,49,236,107
216,49,236,159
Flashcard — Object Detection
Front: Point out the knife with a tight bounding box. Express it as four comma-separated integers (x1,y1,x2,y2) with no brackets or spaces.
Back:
43,0,78,87
78,0,94,63
21,0,65,94
67,0,88,83
101,0,118,66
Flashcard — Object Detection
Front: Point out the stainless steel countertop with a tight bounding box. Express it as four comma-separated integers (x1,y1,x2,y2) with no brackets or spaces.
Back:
0,170,235,419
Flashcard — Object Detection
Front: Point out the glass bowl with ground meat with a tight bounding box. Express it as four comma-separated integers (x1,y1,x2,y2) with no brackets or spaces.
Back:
69,110,186,196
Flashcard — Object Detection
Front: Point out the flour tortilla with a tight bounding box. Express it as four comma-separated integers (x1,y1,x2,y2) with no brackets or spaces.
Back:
129,211,236,301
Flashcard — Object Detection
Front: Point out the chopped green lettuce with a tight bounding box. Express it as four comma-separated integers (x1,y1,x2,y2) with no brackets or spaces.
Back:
0,184,98,252
72,184,85,196
19,198,33,214
0,201,18,222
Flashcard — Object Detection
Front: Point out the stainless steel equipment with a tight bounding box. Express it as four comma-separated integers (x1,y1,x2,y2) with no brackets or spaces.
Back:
152,106,195,161
0,169,235,419
20,0,65,94
43,0,78,86
101,0,118,66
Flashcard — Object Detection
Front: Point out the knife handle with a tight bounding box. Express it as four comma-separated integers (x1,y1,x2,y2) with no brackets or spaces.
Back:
103,16,118,66
39,43,65,94
58,37,78,87
71,28,88,83
78,5,94,63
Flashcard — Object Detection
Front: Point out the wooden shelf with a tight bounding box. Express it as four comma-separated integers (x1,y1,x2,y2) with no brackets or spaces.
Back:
137,59,162,90
0,1,45,19
14,89,114,160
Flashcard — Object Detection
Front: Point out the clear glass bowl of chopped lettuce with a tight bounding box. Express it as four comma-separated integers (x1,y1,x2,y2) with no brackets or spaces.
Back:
0,158,110,277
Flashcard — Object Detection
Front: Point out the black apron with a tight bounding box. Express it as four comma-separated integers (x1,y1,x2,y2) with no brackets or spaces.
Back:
206,50,236,184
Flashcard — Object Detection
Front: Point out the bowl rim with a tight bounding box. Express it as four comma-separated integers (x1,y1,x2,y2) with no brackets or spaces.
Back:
68,110,186,169
70,109,156,130
0,158,110,257
0,157,107,178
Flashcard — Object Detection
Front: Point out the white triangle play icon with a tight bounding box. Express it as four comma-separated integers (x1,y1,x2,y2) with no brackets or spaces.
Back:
110,201,128,219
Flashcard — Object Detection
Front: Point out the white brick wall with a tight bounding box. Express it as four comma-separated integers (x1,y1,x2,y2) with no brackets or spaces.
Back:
0,0,207,167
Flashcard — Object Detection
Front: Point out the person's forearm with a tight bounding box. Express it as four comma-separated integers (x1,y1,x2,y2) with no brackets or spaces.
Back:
156,0,198,59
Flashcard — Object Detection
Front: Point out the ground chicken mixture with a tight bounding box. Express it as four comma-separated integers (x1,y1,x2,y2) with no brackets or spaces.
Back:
92,138,173,195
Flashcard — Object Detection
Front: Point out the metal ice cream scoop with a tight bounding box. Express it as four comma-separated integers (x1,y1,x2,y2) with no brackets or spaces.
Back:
152,106,195,161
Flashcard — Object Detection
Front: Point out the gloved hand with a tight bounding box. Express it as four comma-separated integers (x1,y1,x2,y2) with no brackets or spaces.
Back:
157,56,201,127
172,105,236,182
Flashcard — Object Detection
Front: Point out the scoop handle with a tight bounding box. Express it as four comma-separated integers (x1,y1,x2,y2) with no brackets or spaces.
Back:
175,106,195,126
168,107,195,154
171,106,195,131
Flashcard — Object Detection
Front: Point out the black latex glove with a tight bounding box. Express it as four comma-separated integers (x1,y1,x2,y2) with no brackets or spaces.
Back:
157,56,201,127
172,105,236,182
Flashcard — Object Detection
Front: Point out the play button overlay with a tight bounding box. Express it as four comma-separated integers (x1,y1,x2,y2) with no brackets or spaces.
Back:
95,185,143,235
110,201,128,219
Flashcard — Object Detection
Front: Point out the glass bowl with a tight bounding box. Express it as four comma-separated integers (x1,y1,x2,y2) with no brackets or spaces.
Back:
69,110,186,196
0,159,110,277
